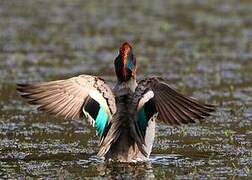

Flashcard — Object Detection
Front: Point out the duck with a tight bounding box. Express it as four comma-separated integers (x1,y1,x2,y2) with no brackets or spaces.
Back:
17,42,215,162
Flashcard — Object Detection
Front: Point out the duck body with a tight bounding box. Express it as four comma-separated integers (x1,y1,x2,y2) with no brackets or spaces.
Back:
104,94,143,162
17,42,215,162
103,92,156,162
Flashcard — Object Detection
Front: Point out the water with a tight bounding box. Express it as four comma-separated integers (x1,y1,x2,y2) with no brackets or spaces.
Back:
0,0,251,179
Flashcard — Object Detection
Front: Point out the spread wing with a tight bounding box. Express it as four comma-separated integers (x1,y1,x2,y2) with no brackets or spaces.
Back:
136,77,215,126
17,75,116,137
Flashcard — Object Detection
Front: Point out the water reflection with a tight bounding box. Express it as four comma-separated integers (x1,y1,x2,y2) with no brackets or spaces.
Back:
96,162,155,179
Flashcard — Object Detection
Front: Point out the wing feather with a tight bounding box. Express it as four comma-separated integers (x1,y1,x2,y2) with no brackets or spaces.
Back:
17,75,116,122
137,77,215,125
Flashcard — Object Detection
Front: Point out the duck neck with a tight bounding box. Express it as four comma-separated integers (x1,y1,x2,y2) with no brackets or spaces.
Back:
113,78,137,97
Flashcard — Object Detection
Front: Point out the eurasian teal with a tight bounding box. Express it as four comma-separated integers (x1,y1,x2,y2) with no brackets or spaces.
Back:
17,42,214,162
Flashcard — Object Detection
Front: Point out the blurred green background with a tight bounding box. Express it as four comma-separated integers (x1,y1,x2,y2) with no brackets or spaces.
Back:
0,0,251,179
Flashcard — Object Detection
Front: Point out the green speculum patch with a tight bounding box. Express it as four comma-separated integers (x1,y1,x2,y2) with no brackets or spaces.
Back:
137,107,148,135
95,106,108,137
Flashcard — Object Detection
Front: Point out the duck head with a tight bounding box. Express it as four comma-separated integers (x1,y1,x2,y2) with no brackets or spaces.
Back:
114,42,137,82
114,42,137,95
